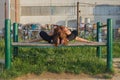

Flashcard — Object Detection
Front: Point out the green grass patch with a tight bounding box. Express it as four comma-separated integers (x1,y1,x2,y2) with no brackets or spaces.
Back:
0,47,107,79
0,39,120,79
0,39,5,59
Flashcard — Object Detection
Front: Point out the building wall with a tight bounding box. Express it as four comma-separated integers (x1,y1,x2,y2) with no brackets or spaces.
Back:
20,0,120,6
19,0,120,28
0,0,120,29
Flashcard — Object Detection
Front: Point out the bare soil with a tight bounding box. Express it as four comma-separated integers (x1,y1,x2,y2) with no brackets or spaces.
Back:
15,72,104,80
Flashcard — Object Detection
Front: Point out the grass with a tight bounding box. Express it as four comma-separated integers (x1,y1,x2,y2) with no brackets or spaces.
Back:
0,39,120,79
0,47,107,79
103,74,113,79
0,39,4,59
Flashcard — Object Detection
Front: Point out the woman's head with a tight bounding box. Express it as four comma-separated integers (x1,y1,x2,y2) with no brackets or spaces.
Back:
53,26,68,46
61,26,71,35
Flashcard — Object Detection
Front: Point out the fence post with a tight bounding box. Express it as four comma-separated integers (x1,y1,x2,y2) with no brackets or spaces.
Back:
5,19,11,69
13,23,18,57
77,2,80,35
107,19,113,71
96,22,102,58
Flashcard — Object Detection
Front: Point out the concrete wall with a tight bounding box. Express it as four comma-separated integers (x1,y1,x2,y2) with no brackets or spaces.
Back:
0,0,5,30
20,0,120,6
0,0,120,29
19,0,120,28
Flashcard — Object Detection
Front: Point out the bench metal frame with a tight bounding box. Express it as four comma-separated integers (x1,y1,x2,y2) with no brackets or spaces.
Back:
4,19,113,72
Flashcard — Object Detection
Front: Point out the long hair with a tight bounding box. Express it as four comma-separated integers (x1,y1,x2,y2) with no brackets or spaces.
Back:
53,26,68,46
59,26,68,45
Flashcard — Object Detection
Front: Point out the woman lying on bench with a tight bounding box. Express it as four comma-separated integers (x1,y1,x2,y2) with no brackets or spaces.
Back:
26,25,93,46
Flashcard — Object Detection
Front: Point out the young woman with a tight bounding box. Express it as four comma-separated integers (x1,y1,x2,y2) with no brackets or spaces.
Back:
26,25,93,46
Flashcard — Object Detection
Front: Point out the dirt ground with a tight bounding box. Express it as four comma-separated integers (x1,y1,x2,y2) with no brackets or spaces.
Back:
14,72,107,80
14,58,120,80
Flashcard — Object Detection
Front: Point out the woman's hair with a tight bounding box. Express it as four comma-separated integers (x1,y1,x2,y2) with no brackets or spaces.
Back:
53,26,68,46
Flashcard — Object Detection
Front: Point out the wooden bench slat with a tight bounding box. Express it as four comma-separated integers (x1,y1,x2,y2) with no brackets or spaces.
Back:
12,42,106,47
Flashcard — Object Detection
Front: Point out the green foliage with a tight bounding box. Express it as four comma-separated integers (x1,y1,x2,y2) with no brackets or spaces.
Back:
0,39,120,79
0,39,5,58
103,74,113,79
113,42,120,58
0,47,107,79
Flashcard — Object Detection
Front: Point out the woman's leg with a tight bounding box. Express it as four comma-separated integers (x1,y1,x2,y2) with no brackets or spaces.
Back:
67,30,78,41
75,37,92,42
39,31,52,43
67,30,92,43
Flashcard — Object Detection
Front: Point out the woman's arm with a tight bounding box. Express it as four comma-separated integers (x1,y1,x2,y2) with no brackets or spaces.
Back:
75,37,93,43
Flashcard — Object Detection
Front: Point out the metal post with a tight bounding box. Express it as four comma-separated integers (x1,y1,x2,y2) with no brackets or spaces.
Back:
107,19,113,71
6,0,11,19
4,2,7,19
77,2,80,35
96,22,102,58
5,19,11,69
15,0,20,22
13,23,18,57
15,0,18,22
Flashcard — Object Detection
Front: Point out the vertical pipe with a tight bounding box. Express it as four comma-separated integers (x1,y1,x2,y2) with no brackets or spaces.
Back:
77,2,80,35
84,24,87,38
96,22,102,58
15,0,19,22
107,19,113,71
13,23,18,57
6,0,11,19
15,0,17,22
8,0,11,19
5,19,11,69
4,2,7,19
